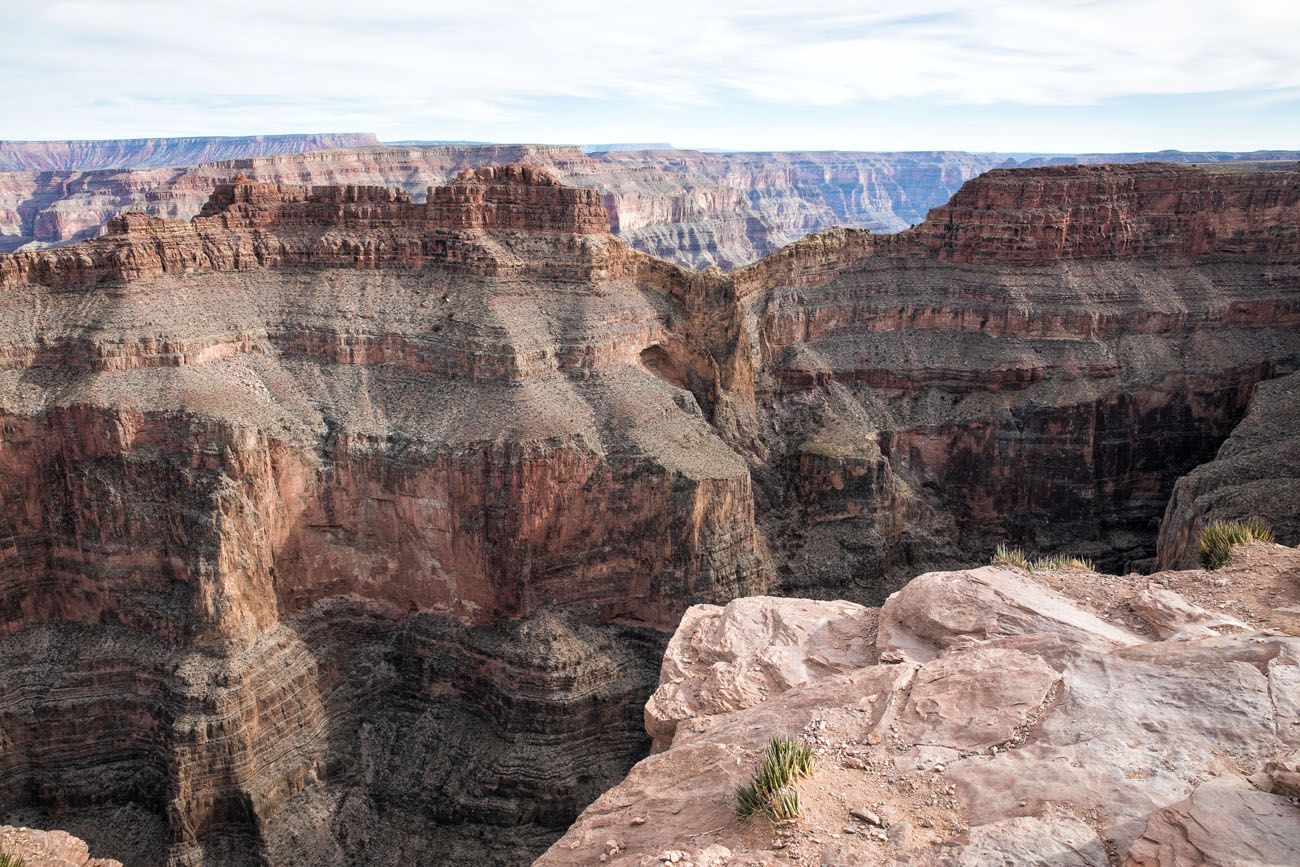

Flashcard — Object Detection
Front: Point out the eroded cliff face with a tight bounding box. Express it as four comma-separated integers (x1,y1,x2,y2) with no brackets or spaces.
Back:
1,161,1299,866
0,167,769,866
1157,369,1300,569
6,144,1300,267
742,163,1300,597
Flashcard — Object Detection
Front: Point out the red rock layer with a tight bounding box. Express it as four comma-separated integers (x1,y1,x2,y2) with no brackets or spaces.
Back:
911,162,1300,261
0,167,613,290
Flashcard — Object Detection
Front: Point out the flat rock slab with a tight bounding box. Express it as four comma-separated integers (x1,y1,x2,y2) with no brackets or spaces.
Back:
1123,786,1300,866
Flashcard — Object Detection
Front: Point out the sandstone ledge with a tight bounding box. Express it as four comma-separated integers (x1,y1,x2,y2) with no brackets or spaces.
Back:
0,826,122,867
539,544,1300,866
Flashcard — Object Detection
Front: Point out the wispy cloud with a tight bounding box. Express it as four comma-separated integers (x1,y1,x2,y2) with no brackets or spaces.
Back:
4,0,1299,146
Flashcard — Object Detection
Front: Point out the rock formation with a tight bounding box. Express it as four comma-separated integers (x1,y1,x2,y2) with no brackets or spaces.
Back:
0,167,768,866
0,146,1001,262
0,825,122,866
1,160,1298,866
0,134,382,172
746,162,1300,595
539,542,1300,866
8,144,1295,264
1157,370,1300,568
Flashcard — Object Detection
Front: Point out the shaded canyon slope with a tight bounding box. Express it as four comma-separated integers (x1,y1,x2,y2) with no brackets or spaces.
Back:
1157,369,1300,569
0,160,1298,866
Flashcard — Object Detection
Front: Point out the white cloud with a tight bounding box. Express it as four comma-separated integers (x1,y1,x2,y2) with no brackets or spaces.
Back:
3,0,1299,141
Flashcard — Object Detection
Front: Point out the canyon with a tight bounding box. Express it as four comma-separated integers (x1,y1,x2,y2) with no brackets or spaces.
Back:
4,136,1298,267
0,158,1298,866
0,134,383,172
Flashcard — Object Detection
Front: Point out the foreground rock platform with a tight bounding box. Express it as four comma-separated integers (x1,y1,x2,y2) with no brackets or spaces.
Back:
539,542,1300,866
0,825,122,867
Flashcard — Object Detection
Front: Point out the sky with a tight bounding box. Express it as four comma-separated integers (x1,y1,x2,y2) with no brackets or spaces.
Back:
5,0,1300,152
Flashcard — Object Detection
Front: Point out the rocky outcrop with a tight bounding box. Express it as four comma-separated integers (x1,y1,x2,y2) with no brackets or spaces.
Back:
0,825,122,866
1157,370,1300,568
540,543,1300,866
0,134,382,172
643,597,878,750
1123,786,1300,867
2,160,1299,866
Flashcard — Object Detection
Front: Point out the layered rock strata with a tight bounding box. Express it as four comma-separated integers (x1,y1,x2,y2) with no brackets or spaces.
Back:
745,162,1300,595
540,542,1300,866
0,134,382,172
1157,369,1300,568
5,144,1299,266
0,167,768,866
0,146,998,264
1,160,1299,865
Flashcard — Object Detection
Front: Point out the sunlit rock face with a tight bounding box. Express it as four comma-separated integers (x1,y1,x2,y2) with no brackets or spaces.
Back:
540,543,1300,867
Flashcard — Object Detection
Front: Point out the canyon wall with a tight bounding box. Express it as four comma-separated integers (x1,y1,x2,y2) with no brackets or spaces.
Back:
1,160,1298,865
5,144,1294,266
0,134,382,172
742,162,1300,598
0,168,769,866
8,144,1294,264
1157,370,1300,569
0,146,1000,263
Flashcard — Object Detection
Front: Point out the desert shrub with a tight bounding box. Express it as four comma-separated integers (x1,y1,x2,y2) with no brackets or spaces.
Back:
993,545,1094,572
735,736,816,822
0,851,26,867
1198,519,1274,570
1031,554,1096,572
991,543,1030,569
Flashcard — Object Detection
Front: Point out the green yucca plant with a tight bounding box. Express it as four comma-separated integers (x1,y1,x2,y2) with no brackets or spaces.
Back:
0,851,27,867
769,785,803,821
1198,519,1274,570
735,781,764,821
736,737,816,823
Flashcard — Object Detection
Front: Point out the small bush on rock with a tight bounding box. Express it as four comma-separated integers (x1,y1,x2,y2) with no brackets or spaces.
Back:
992,545,1094,572
1032,554,1096,572
0,852,26,867
1198,519,1273,570
992,544,1030,569
736,737,816,822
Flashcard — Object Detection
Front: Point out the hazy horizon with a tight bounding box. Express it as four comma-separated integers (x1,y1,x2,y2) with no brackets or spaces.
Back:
5,0,1300,153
